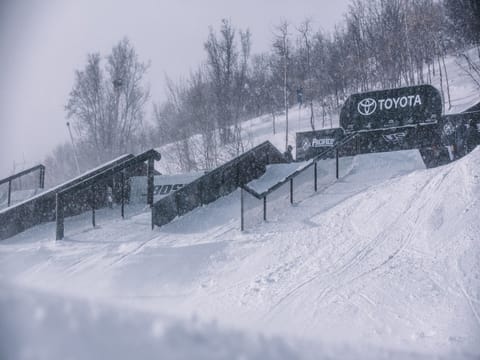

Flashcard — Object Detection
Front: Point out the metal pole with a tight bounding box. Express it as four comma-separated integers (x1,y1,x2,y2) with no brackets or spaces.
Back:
240,188,244,231
336,148,339,179
263,196,267,221
91,185,96,228
121,170,125,219
151,208,154,230
39,167,45,189
55,193,64,240
290,178,293,204
314,162,318,192
147,158,154,207
7,180,11,207
41,167,45,188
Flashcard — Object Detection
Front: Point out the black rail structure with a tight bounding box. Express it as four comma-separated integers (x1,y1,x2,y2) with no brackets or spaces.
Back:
240,133,359,231
0,164,45,207
0,151,163,241
55,149,161,240
151,141,286,229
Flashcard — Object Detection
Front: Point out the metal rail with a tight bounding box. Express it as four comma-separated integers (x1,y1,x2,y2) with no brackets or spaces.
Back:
55,149,161,240
240,132,358,230
0,164,45,207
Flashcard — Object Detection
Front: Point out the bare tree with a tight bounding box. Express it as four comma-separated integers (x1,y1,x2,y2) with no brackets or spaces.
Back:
273,21,291,151
65,38,150,165
297,19,315,130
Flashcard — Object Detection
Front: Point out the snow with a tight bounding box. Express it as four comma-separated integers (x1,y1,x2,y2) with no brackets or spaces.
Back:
1,148,480,358
246,161,311,195
1,50,480,359
155,47,480,175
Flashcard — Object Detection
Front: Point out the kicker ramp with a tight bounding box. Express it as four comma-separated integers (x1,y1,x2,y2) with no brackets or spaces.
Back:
152,141,286,227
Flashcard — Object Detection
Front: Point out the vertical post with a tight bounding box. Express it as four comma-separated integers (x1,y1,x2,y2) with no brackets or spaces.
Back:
151,206,155,230
336,148,339,179
55,193,64,240
290,178,293,204
240,188,244,231
91,184,96,228
263,196,267,221
7,180,11,207
147,158,154,207
314,162,318,192
39,167,45,189
121,170,125,219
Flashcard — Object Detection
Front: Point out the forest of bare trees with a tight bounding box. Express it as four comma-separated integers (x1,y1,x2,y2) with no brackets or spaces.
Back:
46,0,480,183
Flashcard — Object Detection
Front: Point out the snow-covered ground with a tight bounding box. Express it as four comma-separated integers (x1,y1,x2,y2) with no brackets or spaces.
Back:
1,148,480,359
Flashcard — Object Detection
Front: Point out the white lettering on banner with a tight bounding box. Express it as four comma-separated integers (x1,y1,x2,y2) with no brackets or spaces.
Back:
130,173,203,203
358,94,423,115
312,138,335,147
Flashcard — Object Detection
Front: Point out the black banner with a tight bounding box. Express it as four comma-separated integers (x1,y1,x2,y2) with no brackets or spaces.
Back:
295,128,345,161
340,85,442,132
438,111,480,159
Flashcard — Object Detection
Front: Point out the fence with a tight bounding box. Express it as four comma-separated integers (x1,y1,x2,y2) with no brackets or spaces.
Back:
151,141,286,228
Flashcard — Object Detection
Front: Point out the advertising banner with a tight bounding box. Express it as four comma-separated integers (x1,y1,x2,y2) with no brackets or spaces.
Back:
130,172,203,203
340,85,442,132
295,128,345,161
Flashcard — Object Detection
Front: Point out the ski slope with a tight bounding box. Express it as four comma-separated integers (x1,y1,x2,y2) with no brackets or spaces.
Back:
1,148,480,358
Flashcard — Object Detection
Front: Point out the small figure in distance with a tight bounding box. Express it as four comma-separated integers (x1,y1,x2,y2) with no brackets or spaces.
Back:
284,145,294,163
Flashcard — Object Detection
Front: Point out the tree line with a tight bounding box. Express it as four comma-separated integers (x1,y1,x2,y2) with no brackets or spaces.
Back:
45,0,479,184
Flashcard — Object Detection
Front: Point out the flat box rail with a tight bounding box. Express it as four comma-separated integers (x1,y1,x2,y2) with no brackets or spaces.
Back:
243,133,358,200
0,154,134,241
152,141,286,228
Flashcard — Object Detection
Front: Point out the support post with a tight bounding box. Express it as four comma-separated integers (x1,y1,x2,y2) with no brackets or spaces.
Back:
121,170,125,219
240,188,244,231
147,158,154,207
314,162,318,192
151,207,155,230
91,185,96,228
39,167,45,189
290,178,293,204
55,193,64,240
263,196,267,221
7,180,11,207
336,148,339,179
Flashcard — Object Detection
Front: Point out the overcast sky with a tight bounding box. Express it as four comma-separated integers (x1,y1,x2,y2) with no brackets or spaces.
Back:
0,0,350,179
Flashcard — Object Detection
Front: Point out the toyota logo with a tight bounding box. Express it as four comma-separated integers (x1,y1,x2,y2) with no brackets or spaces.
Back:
357,98,377,116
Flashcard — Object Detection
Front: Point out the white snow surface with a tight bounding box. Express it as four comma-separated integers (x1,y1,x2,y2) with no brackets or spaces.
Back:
1,148,480,358
246,161,311,194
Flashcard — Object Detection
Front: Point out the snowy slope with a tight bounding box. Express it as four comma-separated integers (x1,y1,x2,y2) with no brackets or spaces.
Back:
156,48,480,175
1,149,480,358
